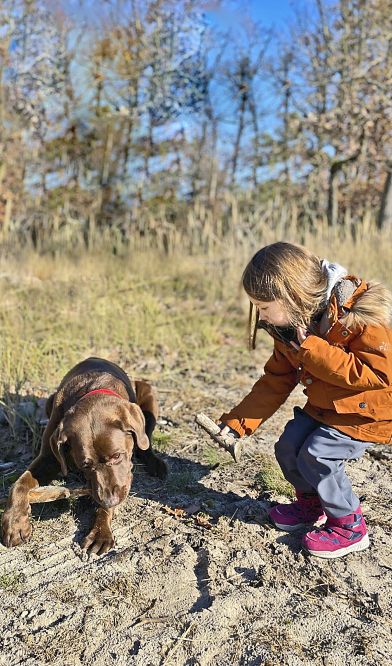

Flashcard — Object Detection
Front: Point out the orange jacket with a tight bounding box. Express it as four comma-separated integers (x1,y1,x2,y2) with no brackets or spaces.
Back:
220,278,392,444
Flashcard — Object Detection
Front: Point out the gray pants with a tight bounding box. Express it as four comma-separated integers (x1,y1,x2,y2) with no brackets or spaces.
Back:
275,407,369,518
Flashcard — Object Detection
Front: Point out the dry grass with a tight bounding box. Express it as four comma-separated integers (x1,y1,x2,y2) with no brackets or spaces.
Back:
0,570,25,592
0,218,392,396
1,191,389,259
1,223,392,480
254,454,296,499
0,250,244,392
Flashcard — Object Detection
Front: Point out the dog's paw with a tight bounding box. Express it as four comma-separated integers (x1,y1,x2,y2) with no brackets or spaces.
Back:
151,454,168,479
146,453,168,479
80,526,115,555
137,449,168,479
1,509,32,547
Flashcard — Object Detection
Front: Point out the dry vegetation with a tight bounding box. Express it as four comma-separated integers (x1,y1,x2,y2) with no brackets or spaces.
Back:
1,214,391,391
0,227,392,666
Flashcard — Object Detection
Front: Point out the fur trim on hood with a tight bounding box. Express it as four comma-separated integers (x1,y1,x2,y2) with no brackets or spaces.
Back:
342,281,392,328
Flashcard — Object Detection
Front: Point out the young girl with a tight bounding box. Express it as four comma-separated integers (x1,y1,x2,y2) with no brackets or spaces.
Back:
217,241,392,559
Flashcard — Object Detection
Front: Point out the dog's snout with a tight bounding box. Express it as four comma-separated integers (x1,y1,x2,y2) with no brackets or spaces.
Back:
89,467,132,508
99,494,121,508
96,483,128,508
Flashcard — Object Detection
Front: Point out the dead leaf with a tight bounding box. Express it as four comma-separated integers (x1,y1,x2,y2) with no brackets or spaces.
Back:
163,505,185,520
197,515,213,529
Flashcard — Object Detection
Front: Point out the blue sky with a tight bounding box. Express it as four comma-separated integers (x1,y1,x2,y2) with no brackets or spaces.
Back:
205,0,295,30
59,0,299,30
245,0,294,27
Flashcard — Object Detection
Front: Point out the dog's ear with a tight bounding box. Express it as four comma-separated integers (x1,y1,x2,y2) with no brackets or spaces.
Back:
49,421,68,475
123,403,150,450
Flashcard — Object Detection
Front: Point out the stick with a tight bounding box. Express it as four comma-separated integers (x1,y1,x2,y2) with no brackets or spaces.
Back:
131,599,158,627
162,621,197,665
0,485,90,506
195,413,244,462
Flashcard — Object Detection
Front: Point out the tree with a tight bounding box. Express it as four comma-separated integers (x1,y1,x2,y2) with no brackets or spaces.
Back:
219,19,271,189
271,0,392,225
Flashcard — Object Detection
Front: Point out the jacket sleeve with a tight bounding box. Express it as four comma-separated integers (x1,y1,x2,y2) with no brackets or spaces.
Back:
297,325,392,390
219,343,298,437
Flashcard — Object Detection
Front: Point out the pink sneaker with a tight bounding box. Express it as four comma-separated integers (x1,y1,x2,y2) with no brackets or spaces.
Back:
302,506,369,559
268,491,326,532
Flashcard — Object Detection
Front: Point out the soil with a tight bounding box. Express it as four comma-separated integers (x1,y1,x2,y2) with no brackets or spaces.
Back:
1,345,392,666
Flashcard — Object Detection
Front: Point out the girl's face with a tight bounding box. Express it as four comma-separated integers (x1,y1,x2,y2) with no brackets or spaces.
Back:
249,297,290,327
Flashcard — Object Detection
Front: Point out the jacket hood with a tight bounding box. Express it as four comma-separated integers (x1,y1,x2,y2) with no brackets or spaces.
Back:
340,280,392,328
319,259,392,329
321,260,348,301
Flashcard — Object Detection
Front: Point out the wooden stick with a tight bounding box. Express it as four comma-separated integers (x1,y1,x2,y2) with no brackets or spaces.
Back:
195,413,244,462
0,485,90,506
162,621,197,665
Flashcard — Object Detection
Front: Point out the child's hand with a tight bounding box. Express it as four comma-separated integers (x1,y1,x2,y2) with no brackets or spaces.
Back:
290,326,309,351
217,423,240,440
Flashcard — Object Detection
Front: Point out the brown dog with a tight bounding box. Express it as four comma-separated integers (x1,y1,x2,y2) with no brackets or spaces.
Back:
1,357,167,554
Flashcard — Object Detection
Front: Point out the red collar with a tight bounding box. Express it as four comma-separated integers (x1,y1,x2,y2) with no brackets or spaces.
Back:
80,389,124,400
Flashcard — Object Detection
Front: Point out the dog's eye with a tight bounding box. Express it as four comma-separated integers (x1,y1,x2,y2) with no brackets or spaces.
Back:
82,461,92,469
112,454,121,460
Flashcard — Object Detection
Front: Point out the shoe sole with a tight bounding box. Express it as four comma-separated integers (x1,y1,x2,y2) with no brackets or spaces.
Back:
272,522,303,532
271,516,327,532
303,533,370,559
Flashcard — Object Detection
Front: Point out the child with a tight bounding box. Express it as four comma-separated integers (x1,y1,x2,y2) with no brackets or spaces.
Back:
217,241,392,559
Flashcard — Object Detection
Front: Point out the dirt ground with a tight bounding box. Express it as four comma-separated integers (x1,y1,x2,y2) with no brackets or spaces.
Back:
1,344,392,666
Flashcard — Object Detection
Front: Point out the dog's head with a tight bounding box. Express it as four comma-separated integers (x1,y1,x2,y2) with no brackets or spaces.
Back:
49,397,149,508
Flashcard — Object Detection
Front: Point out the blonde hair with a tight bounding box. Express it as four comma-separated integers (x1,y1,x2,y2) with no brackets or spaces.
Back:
243,242,328,348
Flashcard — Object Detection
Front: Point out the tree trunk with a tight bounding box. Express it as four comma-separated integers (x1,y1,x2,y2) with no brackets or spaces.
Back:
209,119,218,203
101,124,113,187
231,100,245,188
0,49,5,127
283,71,291,185
191,120,207,199
377,164,392,230
327,135,365,226
249,94,259,188
122,119,133,178
327,164,340,226
231,72,247,188
137,117,154,204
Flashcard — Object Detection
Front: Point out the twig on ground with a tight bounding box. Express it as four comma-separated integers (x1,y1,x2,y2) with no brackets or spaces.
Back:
131,599,158,627
161,621,197,665
229,508,238,526
175,441,197,455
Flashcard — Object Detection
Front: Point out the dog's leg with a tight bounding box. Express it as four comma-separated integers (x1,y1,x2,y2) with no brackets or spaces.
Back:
1,404,65,548
138,408,168,478
80,507,115,555
45,393,56,419
134,380,158,440
134,380,167,479
1,453,62,547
